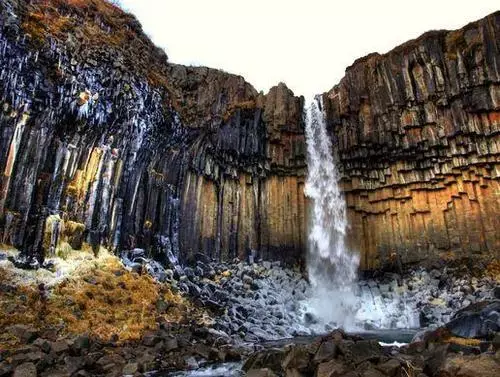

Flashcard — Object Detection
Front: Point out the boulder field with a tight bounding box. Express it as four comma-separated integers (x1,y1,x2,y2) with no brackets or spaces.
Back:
0,247,499,376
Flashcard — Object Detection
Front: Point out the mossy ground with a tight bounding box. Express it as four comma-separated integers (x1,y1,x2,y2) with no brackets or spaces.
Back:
0,248,205,351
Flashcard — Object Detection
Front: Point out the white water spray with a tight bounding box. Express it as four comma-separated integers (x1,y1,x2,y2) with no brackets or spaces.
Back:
304,97,360,329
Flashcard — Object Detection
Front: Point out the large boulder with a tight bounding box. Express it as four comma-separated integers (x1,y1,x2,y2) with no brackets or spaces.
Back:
445,301,500,339
337,340,383,365
242,349,286,375
316,359,347,377
13,363,37,377
437,354,500,377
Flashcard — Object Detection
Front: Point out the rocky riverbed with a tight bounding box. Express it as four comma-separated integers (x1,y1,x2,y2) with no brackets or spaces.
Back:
241,326,500,377
0,246,499,377
121,249,500,341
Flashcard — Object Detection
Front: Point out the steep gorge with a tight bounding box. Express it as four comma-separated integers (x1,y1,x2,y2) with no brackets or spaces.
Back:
0,0,498,271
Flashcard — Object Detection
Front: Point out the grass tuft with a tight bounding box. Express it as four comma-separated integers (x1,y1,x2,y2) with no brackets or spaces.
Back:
0,252,201,347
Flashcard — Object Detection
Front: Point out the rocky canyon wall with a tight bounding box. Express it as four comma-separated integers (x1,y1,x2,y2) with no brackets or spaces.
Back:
323,11,500,269
0,0,498,270
0,0,306,265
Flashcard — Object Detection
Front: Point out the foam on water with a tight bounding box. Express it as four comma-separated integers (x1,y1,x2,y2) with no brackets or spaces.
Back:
152,362,243,377
379,341,408,348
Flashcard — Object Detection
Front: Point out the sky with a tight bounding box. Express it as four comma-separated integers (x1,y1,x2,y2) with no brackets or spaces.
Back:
117,0,499,98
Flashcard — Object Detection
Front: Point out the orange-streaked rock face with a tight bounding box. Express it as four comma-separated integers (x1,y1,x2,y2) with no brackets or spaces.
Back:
324,11,500,269
179,172,307,264
0,0,498,269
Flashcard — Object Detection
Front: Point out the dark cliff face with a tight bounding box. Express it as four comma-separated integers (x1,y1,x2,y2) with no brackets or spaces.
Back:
0,0,307,265
1,0,498,270
323,11,500,269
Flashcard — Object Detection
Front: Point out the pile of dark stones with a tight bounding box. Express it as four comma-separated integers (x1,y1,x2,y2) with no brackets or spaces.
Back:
242,323,500,377
0,322,248,377
122,249,311,343
121,249,500,343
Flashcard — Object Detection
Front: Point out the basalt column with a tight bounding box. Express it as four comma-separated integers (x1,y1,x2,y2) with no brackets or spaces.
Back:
175,82,308,263
0,0,307,264
323,12,500,269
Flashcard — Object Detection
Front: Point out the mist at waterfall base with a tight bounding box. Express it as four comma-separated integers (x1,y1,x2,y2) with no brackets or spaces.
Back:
303,98,359,330
302,98,417,331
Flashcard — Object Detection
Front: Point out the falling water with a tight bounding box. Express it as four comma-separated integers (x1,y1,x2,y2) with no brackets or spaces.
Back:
304,97,360,329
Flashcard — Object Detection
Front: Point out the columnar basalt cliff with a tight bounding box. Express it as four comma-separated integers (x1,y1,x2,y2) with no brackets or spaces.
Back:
1,0,499,270
323,12,500,269
0,0,306,265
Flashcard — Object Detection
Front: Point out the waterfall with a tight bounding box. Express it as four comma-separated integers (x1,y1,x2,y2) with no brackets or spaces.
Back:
304,97,360,329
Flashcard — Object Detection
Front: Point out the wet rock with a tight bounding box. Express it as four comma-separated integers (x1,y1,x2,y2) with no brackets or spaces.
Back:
0,362,12,376
246,368,277,377
360,368,386,377
13,363,37,377
32,338,51,353
284,369,305,377
142,334,161,347
375,359,401,377
122,362,139,375
281,345,311,372
163,337,179,352
50,340,69,354
39,368,71,377
316,359,347,377
72,370,91,377
493,287,500,300
64,356,85,375
445,301,500,339
184,356,198,370
207,328,231,343
337,340,382,365
96,354,125,373
194,344,218,361
314,340,337,364
243,349,285,374
423,344,449,376
304,312,319,325
7,325,38,344
11,351,42,364
70,335,91,354
137,352,156,372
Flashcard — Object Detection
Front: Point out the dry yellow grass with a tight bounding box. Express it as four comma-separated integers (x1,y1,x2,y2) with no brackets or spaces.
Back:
21,0,172,91
22,0,129,47
0,270,40,350
445,336,482,347
0,253,200,346
46,256,160,340
485,260,500,281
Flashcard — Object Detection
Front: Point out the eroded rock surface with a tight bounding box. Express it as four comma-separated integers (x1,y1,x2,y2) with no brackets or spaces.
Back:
323,12,500,269
243,327,500,377
0,0,306,266
0,0,498,271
